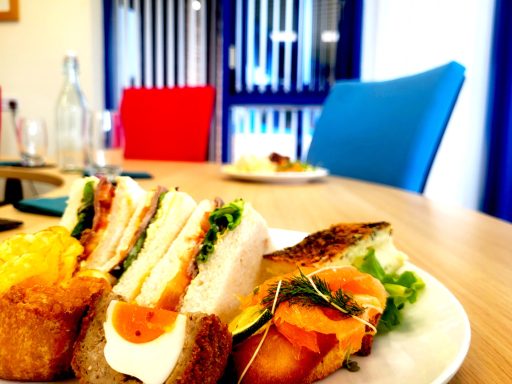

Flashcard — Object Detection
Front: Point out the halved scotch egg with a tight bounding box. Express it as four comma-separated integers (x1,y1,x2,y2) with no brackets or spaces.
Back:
103,300,187,384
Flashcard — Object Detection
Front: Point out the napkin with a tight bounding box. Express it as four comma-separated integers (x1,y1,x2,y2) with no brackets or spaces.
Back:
13,196,68,217
0,161,54,168
0,161,22,166
82,170,153,179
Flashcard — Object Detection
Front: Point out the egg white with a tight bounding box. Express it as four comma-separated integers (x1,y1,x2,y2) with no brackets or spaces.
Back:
103,300,187,384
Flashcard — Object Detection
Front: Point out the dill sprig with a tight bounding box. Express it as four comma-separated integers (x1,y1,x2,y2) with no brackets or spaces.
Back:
261,269,364,317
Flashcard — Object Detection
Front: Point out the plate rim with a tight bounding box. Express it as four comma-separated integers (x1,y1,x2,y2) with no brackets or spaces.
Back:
408,263,471,384
221,164,329,183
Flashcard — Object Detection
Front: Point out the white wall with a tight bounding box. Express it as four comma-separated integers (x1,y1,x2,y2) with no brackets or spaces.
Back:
361,0,495,210
0,0,103,158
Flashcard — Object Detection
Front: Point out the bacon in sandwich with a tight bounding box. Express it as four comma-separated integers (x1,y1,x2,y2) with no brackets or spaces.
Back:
60,176,145,268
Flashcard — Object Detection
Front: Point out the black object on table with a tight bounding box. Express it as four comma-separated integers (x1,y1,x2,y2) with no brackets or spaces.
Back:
0,161,56,205
0,217,23,231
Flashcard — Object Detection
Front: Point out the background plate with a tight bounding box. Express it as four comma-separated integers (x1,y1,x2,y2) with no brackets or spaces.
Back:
221,165,329,184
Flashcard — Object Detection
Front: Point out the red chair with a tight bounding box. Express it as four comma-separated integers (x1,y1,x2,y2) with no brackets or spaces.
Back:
119,86,215,161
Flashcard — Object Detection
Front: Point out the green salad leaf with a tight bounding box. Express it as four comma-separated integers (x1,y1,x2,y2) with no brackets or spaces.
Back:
117,192,167,277
71,181,95,239
197,199,245,263
356,249,425,333
122,231,147,272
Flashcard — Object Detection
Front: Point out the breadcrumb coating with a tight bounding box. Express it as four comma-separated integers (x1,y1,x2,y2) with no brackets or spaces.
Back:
0,277,108,381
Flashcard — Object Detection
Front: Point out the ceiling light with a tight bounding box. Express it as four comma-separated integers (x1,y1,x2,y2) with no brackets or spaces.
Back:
270,31,297,43
192,0,201,11
321,31,339,43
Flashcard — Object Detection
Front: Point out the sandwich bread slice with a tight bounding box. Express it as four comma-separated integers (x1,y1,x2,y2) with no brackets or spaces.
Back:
113,190,197,301
99,186,168,273
179,199,270,323
83,177,145,270
60,176,145,268
135,199,220,310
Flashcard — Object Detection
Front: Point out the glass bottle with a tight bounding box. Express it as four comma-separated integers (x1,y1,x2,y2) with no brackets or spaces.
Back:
55,51,88,171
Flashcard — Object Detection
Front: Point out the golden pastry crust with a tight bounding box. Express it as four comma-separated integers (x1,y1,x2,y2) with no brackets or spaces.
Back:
0,277,108,381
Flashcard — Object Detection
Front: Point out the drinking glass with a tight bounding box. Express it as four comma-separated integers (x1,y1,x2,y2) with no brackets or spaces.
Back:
85,110,125,181
16,118,47,167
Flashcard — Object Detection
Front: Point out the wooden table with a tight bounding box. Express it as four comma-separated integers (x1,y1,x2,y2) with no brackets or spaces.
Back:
0,160,511,383
0,165,64,204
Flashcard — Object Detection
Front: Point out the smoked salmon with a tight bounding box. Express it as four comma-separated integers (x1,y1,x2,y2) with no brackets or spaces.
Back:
232,266,387,384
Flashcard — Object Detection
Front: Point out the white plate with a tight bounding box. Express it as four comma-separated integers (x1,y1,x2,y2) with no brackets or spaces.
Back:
270,228,471,384
1,229,470,384
221,165,329,184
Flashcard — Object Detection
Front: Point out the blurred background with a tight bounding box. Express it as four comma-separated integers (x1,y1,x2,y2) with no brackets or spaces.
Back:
0,0,507,220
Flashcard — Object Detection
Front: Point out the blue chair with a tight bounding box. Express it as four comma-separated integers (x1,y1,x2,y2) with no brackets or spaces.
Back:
306,61,466,193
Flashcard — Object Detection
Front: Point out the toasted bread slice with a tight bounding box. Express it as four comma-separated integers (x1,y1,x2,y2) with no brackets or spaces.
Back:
263,222,407,277
180,202,270,323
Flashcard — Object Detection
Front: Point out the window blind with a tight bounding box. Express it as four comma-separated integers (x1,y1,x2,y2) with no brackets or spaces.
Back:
106,0,216,108
232,0,343,95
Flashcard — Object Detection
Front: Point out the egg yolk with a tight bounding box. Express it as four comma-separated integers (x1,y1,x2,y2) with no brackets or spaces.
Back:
112,301,179,343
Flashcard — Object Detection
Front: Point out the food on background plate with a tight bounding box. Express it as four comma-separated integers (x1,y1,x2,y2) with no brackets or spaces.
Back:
233,155,275,173
229,266,387,384
72,293,231,384
232,152,314,173
268,152,313,172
